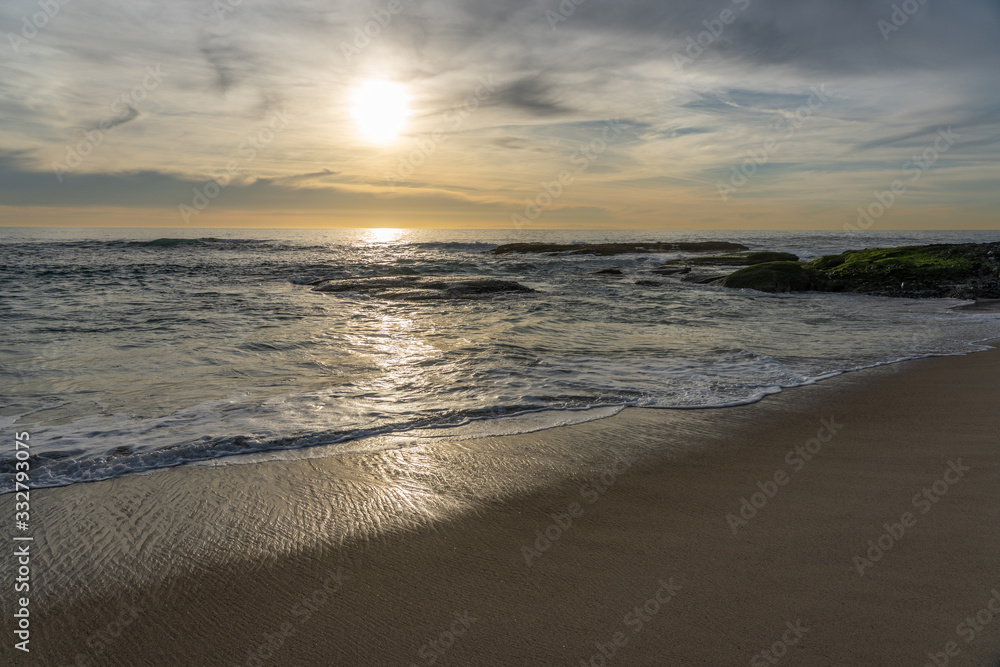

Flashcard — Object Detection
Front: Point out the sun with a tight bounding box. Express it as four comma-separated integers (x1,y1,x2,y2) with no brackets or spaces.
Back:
351,80,410,143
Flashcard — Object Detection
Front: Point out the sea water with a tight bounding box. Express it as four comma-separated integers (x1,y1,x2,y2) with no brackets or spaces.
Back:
2,227,998,492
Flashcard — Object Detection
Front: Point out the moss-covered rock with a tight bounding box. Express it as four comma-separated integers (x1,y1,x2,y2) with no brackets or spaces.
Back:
721,243,1000,297
722,262,830,292
810,246,974,286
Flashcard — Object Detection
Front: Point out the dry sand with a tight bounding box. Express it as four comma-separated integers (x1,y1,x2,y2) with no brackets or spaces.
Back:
5,343,1000,666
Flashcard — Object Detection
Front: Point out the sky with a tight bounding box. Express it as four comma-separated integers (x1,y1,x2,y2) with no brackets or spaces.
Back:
1,0,999,230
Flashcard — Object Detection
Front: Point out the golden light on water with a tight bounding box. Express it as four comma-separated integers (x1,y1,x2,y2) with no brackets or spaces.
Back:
351,80,410,144
366,227,404,243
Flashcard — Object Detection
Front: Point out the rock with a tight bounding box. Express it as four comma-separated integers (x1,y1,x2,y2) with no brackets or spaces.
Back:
662,251,799,268
746,251,800,263
682,272,729,285
651,266,691,276
634,279,668,287
312,276,423,292
491,241,749,256
593,268,624,275
311,276,535,299
723,262,829,292
807,244,990,296
721,243,1000,298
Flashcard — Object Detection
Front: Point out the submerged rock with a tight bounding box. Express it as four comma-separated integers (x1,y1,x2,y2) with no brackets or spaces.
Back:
593,268,624,275
312,276,423,292
651,266,691,276
491,241,749,256
722,243,1000,297
681,272,729,285
311,276,535,300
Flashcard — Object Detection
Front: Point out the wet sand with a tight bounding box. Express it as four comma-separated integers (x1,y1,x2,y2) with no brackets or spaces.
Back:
5,343,1000,666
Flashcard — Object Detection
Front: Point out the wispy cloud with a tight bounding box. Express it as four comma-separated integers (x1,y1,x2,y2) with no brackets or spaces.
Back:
0,0,998,228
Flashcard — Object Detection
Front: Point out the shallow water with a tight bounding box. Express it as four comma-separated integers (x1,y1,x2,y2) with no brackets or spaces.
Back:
2,227,998,492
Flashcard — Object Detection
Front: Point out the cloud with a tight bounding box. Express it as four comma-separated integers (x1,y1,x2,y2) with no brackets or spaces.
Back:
88,104,140,132
486,76,574,116
257,169,341,186
0,150,505,213
0,0,999,226
198,34,252,94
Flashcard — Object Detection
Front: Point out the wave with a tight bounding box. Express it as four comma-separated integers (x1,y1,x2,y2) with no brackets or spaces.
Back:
4,238,333,252
138,237,206,247
0,401,625,493
3,342,995,495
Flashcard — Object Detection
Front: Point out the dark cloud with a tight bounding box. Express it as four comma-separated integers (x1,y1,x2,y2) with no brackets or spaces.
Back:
535,0,1000,75
88,104,140,132
855,124,950,151
668,127,711,138
198,35,252,93
383,0,1000,84
258,169,341,185
853,103,1000,149
487,76,574,116
0,151,486,214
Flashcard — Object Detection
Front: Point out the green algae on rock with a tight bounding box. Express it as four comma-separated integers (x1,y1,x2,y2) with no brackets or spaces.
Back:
722,243,1000,298
722,262,829,292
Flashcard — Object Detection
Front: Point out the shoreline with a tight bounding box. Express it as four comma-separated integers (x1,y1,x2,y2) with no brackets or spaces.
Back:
5,342,1000,665
7,330,998,497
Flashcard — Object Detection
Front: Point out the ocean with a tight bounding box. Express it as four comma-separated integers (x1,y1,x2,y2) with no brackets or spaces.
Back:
2,227,999,493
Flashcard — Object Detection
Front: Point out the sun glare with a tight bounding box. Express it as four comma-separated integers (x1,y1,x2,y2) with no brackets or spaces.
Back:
351,80,410,143
366,227,404,243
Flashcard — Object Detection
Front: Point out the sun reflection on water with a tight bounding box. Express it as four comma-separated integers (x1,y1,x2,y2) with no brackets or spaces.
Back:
365,228,404,244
